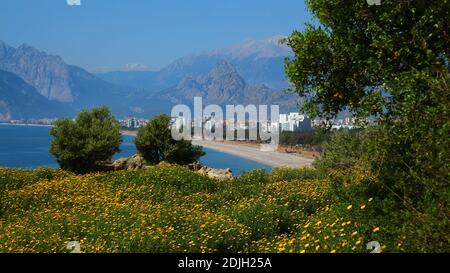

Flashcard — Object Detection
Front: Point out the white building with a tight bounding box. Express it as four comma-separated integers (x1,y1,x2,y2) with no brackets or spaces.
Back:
122,117,146,129
279,112,312,132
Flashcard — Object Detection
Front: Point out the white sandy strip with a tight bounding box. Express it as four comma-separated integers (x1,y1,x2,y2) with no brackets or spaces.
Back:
192,140,314,168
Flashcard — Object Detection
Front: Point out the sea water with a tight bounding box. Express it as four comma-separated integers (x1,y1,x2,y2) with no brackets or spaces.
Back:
0,124,271,175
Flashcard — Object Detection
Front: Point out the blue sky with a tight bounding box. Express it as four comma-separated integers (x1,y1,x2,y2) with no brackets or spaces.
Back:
0,0,311,71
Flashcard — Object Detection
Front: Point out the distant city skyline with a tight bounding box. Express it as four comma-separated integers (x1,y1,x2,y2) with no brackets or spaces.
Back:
0,0,311,72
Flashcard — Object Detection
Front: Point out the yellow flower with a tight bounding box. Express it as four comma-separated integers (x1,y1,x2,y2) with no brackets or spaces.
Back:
330,249,336,253
315,245,321,251
300,249,306,253
346,205,353,210
368,197,373,202
373,227,380,232
351,231,358,236
360,205,366,209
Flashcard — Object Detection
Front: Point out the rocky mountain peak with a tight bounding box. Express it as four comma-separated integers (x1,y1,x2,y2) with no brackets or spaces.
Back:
0,41,73,102
203,35,293,60
207,61,238,78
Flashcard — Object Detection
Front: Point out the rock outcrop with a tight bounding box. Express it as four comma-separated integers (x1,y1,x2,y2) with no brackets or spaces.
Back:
111,154,146,171
110,155,233,179
197,166,233,180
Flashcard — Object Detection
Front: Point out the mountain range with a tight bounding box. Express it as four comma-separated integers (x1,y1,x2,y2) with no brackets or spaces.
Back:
0,37,299,120
97,36,292,93
0,69,71,120
154,61,298,108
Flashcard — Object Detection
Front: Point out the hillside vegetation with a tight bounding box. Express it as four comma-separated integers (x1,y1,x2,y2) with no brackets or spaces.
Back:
0,164,407,253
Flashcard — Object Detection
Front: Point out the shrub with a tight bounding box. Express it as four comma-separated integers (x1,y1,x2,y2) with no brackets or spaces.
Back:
313,129,367,171
283,0,450,253
280,130,331,147
49,107,122,174
270,167,324,182
363,76,450,252
134,114,204,165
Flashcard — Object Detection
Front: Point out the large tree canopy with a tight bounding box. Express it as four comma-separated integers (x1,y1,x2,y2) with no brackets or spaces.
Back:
284,1,450,251
285,0,449,119
134,114,205,165
50,107,122,173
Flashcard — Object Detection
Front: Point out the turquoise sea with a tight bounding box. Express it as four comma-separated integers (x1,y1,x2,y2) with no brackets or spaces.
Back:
0,124,271,175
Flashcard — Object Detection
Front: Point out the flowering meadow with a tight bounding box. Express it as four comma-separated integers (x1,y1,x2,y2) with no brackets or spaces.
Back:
0,166,390,253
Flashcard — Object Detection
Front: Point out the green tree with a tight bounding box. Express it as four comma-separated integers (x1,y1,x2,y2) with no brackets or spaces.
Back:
285,0,450,251
284,0,449,119
134,114,205,165
50,107,122,174
313,129,366,171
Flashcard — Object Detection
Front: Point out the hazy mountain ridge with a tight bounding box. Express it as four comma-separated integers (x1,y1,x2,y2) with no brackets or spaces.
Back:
0,41,73,102
0,41,142,118
97,36,293,92
155,61,299,110
0,69,73,120
0,38,298,119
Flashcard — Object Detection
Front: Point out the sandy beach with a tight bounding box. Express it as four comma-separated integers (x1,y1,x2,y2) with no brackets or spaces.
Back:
192,140,314,168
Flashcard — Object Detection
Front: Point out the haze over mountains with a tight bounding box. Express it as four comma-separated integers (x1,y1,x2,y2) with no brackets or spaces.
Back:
0,37,299,120
97,36,292,93
0,69,71,120
155,61,298,109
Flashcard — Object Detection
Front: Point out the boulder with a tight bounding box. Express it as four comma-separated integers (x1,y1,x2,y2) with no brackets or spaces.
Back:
187,161,203,171
111,154,146,171
110,155,233,179
198,166,233,180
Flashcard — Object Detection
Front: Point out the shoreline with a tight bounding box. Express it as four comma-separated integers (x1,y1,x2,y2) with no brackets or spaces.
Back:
192,140,314,168
121,130,138,136
0,126,313,169
121,130,314,168
0,123,53,127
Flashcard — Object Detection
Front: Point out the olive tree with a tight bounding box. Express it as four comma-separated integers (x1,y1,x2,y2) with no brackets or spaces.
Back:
50,107,122,173
134,114,204,165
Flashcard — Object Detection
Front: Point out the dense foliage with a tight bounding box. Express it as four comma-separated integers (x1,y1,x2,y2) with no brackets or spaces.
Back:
283,0,449,252
280,130,329,146
134,114,204,165
285,0,449,119
49,107,121,174
312,130,367,171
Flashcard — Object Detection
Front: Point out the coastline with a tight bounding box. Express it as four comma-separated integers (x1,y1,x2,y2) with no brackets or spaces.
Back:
121,130,138,136
192,140,314,168
0,123,53,127
121,130,314,168
0,126,313,169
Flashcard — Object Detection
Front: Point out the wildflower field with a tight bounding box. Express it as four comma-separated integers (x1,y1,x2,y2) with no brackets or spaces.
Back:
0,165,391,253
